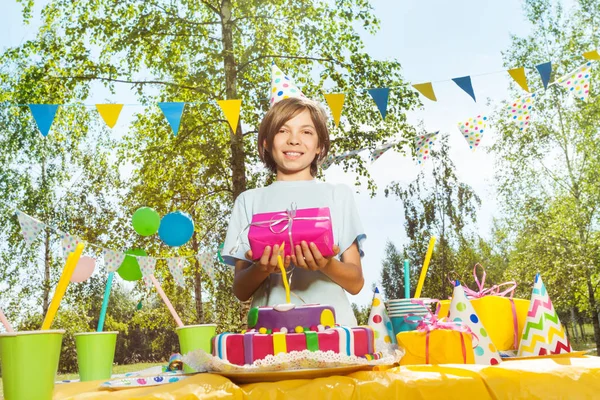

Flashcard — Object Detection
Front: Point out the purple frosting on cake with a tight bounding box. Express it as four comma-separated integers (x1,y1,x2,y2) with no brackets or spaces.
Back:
249,304,336,331
243,332,254,364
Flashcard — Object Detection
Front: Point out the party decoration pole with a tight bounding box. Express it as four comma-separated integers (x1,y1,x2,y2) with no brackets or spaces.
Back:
403,259,410,299
42,242,85,330
0,308,14,332
414,237,436,299
277,243,291,304
150,275,184,328
97,272,114,332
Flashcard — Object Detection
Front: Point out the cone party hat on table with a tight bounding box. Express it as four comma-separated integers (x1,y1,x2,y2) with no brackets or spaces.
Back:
368,287,396,347
269,63,306,107
448,281,502,365
518,274,572,356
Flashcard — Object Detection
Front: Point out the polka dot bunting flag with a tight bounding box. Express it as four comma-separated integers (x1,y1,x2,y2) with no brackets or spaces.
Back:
15,210,45,247
167,257,187,288
370,143,395,163
138,256,157,287
197,252,216,283
368,287,397,348
103,248,126,273
556,61,592,102
415,131,439,164
448,283,502,365
269,63,305,107
61,233,84,260
457,115,487,151
507,93,536,132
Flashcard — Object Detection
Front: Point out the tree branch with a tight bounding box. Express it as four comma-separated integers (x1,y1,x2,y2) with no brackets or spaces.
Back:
200,0,221,16
237,54,343,73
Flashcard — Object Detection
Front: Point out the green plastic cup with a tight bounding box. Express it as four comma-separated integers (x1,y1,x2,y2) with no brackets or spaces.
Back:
74,331,118,382
176,324,216,373
0,330,65,400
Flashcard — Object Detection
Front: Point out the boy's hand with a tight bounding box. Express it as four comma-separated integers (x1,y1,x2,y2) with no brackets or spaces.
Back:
292,241,340,271
245,244,291,274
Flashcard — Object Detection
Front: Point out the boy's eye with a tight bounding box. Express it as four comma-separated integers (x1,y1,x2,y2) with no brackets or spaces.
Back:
303,130,313,135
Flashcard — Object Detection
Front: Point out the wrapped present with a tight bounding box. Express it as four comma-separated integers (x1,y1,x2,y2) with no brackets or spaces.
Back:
396,300,476,365
437,264,529,351
247,203,334,260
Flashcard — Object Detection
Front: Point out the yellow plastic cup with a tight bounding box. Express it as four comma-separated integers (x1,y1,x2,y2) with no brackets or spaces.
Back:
0,330,65,400
176,324,217,373
75,331,118,381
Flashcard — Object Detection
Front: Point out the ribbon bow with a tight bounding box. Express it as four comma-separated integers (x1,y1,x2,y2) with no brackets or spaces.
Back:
462,264,517,299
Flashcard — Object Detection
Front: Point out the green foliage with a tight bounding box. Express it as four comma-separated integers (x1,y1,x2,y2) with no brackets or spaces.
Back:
351,302,370,326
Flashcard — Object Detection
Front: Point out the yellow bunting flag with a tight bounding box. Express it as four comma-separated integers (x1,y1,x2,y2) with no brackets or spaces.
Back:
324,93,345,127
508,68,530,93
217,99,242,133
412,82,437,101
583,50,600,60
95,104,124,129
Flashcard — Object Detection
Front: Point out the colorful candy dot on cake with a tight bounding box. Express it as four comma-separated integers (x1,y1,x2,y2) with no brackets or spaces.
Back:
266,329,272,334
303,326,310,332
490,358,499,365
259,327,267,334
317,325,325,332
248,307,259,328
241,330,246,334
365,354,373,360
320,309,335,327
272,328,280,333
295,326,304,333
310,325,318,332
280,327,288,334
384,335,391,343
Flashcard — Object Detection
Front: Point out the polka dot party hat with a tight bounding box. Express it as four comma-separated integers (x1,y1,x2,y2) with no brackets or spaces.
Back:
368,287,397,348
448,282,502,365
556,62,592,102
269,63,305,107
457,115,487,151
507,93,536,132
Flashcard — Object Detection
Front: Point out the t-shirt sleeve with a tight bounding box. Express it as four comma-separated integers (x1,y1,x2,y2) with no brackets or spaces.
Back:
335,184,367,258
222,193,252,267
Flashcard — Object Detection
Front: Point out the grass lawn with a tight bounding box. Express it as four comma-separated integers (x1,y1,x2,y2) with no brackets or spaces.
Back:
0,362,163,399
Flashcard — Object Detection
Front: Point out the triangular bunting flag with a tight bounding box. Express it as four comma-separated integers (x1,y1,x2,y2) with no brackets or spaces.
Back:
458,115,487,151
138,256,157,287
217,99,242,132
323,93,345,127
556,62,592,102
452,76,476,102
448,282,502,365
15,211,45,246
535,62,552,90
197,252,216,282
61,233,83,260
368,88,390,120
95,104,124,129
167,257,186,288
158,102,185,136
508,67,530,93
507,93,536,132
269,63,305,107
415,131,439,164
103,249,126,273
412,82,437,101
321,155,338,170
518,274,572,357
28,104,59,137
370,143,395,163
368,287,396,348
583,50,600,60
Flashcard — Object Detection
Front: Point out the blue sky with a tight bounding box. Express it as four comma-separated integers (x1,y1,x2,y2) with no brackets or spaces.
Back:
1,1,540,306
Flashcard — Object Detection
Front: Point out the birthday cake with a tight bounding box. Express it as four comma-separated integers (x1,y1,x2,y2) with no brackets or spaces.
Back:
212,304,376,366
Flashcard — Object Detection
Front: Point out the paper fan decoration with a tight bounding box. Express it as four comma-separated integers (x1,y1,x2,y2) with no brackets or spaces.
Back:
415,131,439,164
448,282,501,365
457,115,487,151
269,63,305,107
518,274,572,357
556,62,592,102
368,287,396,347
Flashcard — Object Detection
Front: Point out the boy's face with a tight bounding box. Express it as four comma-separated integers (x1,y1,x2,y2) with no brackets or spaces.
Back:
269,109,320,180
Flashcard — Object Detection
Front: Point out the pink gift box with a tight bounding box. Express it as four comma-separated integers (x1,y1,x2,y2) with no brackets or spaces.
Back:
248,207,334,260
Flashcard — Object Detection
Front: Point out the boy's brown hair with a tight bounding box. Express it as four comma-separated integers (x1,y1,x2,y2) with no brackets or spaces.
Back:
257,97,330,177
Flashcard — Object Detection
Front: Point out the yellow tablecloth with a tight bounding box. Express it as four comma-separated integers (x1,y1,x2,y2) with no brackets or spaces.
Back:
53,356,600,399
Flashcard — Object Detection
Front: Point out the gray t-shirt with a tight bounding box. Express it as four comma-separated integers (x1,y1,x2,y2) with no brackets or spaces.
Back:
223,179,366,326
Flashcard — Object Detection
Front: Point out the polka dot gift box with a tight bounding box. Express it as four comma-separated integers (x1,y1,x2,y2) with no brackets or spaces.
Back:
368,287,396,348
269,63,305,107
448,281,501,365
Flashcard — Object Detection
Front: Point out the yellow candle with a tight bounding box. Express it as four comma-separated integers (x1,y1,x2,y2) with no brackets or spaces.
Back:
41,242,85,330
414,237,436,299
277,243,291,304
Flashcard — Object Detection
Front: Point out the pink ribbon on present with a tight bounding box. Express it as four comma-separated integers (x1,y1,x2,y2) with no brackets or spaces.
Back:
405,299,478,364
462,264,520,350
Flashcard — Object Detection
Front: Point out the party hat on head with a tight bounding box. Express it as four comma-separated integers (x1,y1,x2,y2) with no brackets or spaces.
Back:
368,287,396,348
518,274,571,357
448,281,501,365
269,63,305,107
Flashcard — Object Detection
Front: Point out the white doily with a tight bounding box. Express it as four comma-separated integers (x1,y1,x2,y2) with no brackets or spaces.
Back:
183,347,404,373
